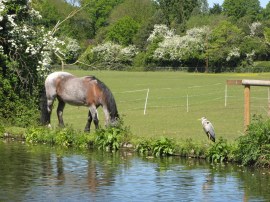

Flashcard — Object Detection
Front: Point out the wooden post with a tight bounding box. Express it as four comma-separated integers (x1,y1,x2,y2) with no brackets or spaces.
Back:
227,79,270,132
244,85,250,130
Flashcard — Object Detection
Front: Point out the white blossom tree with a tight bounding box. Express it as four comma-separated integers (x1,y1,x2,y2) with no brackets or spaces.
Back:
79,42,138,70
147,24,210,68
0,0,79,125
0,0,66,80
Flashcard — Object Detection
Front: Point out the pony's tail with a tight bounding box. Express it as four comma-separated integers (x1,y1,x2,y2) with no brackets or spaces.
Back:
39,88,50,125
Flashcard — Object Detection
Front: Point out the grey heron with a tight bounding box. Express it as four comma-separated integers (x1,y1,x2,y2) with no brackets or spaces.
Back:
200,117,215,142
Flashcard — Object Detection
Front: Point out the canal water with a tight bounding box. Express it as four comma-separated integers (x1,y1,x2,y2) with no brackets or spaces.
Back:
0,141,269,202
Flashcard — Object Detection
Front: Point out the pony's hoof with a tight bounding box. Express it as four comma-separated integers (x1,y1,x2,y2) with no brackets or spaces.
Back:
84,129,90,133
58,124,65,128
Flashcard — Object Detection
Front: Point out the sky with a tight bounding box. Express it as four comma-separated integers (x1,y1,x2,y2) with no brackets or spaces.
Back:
208,0,269,8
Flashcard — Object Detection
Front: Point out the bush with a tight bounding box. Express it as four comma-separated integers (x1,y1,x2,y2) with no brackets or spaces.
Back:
0,72,40,127
0,122,5,137
236,63,270,73
25,117,131,151
25,126,94,149
235,116,270,167
177,138,207,157
252,61,270,72
94,120,130,151
206,137,233,163
135,137,175,157
54,127,76,147
136,139,152,155
133,52,147,71
25,127,54,144
152,137,175,157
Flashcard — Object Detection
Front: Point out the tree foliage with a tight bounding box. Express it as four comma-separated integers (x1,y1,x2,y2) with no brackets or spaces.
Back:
223,0,261,21
109,0,155,24
209,3,222,15
155,0,198,30
208,20,243,71
263,2,270,20
0,0,65,126
80,0,123,36
106,16,139,46
32,0,92,42
32,0,64,28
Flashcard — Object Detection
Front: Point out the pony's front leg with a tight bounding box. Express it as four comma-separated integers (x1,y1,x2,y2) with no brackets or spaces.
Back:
84,110,92,132
90,106,99,130
57,100,66,127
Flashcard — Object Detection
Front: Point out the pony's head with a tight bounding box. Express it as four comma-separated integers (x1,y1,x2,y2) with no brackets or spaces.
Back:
94,77,119,125
109,113,119,127
107,94,119,126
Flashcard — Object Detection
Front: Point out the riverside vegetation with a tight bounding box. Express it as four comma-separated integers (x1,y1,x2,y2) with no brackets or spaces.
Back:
1,115,270,168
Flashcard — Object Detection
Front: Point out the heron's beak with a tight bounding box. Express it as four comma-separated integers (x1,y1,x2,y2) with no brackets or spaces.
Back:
197,118,201,121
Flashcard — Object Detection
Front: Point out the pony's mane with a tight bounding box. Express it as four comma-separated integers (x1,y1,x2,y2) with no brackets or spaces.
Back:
87,76,119,120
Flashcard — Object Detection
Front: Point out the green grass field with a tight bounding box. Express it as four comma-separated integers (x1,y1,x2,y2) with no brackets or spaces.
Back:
50,70,270,143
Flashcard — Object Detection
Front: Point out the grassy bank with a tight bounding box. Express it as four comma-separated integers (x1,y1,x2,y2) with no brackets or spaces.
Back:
49,70,270,143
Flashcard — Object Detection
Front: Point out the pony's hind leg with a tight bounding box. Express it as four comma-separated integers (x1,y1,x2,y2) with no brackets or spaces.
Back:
40,91,51,126
57,99,66,127
84,110,92,132
93,110,99,130
84,107,98,132
90,106,99,130
46,96,55,128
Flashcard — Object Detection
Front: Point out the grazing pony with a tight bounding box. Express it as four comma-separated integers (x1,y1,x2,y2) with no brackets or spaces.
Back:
42,71,119,132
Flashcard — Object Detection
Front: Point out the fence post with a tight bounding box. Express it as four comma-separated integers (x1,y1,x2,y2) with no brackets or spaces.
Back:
244,85,250,130
144,88,149,115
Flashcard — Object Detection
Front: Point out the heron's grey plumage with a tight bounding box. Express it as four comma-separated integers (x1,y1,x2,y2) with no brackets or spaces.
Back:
201,117,215,142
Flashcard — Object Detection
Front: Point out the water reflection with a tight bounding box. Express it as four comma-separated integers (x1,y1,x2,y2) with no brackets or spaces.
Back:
0,141,269,201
